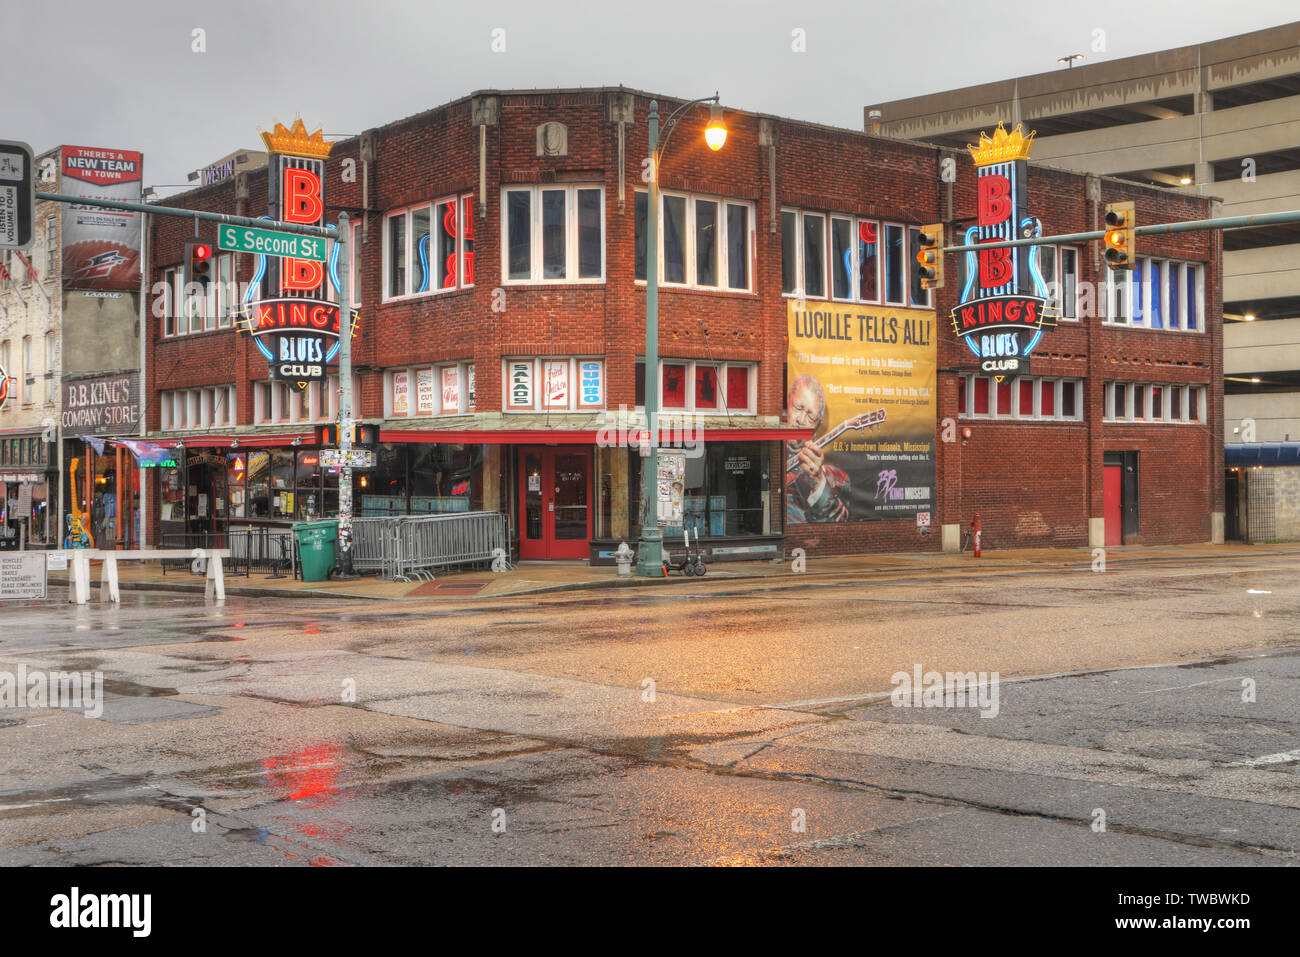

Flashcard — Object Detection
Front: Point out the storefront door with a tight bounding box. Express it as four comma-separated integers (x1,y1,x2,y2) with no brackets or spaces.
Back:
518,446,591,559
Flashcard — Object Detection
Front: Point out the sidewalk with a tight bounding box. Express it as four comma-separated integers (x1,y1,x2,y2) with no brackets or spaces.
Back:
44,541,1300,602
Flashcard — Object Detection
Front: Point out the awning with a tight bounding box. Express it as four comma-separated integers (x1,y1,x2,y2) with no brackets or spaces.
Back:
1225,443,1300,467
152,427,813,448
379,427,814,444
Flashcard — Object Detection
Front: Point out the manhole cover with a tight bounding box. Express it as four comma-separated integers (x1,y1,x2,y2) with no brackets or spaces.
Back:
0,718,24,729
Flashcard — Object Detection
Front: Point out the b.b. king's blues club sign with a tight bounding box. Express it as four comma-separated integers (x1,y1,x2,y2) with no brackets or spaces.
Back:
953,123,1057,379
238,118,356,387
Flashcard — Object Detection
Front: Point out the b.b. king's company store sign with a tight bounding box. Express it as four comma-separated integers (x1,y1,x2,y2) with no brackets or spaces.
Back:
62,372,140,436
238,118,357,387
953,123,1057,378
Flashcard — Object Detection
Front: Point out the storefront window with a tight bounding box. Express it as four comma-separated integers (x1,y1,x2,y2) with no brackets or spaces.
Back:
246,451,271,518
294,452,322,521
360,444,408,515
628,443,768,540
410,444,484,513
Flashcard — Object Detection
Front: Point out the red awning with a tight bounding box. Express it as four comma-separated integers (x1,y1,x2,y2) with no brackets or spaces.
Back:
155,427,813,448
379,427,813,444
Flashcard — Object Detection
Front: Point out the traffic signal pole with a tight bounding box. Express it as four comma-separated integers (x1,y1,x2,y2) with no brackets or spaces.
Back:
943,206,1300,254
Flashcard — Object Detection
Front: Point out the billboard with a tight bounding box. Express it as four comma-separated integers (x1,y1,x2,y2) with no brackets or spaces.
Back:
786,301,935,524
60,146,143,291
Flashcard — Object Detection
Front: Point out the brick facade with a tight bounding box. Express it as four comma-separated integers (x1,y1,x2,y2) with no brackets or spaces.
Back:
144,87,1222,555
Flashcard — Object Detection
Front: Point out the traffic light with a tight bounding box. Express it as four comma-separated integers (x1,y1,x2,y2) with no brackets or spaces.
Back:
915,223,945,290
315,423,378,447
185,237,213,291
1103,202,1136,270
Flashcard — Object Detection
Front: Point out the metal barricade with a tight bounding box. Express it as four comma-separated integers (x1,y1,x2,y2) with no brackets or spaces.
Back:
358,511,508,582
350,517,401,579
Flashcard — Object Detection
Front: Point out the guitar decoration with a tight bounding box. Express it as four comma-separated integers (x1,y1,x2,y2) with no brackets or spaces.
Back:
786,408,888,472
65,458,94,549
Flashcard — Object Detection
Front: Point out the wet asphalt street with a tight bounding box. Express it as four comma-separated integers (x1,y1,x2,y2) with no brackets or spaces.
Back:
1,551,1298,866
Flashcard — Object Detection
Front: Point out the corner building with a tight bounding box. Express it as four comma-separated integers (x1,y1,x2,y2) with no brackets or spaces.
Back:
143,87,1222,560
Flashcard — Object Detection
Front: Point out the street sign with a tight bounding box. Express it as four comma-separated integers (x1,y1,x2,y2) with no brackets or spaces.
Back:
0,553,47,599
0,139,34,250
217,223,326,261
320,448,375,469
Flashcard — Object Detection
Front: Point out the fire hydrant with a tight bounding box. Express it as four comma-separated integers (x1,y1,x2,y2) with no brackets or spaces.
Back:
971,513,982,559
614,540,635,576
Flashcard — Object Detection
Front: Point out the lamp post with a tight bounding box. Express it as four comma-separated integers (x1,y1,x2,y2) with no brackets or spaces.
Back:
635,94,727,577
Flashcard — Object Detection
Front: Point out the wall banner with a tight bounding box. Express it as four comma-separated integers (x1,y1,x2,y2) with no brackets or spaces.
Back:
786,302,935,524
60,146,143,291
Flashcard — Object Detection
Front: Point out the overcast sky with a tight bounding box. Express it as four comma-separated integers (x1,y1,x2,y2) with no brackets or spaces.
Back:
4,0,1295,192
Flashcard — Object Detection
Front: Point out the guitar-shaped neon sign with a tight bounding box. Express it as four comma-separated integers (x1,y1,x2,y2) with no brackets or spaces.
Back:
786,408,887,472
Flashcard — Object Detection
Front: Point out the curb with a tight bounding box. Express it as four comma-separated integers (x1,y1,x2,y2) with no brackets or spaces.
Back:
46,546,1298,603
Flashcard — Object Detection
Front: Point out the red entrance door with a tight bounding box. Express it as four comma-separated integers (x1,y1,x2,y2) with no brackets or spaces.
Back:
1103,464,1123,546
518,447,592,560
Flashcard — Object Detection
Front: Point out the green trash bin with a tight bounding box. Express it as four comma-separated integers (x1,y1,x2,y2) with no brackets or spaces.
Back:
293,520,338,582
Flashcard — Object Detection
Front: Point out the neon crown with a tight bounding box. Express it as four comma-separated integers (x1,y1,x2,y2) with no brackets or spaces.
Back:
967,122,1036,166
259,117,333,159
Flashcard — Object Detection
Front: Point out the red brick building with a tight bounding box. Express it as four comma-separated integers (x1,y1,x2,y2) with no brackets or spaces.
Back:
141,87,1222,561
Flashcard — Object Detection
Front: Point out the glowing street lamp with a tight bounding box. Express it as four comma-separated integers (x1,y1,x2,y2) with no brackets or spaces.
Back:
636,93,727,577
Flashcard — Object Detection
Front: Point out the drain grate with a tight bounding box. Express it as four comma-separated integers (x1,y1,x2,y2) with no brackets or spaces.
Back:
0,718,24,729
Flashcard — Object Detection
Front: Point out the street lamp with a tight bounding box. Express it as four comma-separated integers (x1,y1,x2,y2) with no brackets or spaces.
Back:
636,93,727,577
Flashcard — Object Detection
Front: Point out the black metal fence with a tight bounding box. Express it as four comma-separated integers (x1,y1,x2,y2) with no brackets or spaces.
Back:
160,527,295,578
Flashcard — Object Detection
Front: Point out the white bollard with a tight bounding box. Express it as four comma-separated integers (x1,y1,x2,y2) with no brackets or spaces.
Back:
99,553,121,603
205,552,225,602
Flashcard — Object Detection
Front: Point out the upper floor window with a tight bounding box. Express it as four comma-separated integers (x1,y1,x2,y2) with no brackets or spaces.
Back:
1105,258,1204,331
385,195,474,300
634,359,756,415
783,211,931,309
1104,382,1204,424
503,357,604,412
386,362,476,417
636,191,751,291
45,218,56,279
326,222,363,307
253,375,343,426
957,375,1083,422
1036,245,1081,321
161,385,236,431
502,185,603,284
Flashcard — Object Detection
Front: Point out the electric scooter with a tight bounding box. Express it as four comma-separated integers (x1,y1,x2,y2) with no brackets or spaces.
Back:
661,520,707,577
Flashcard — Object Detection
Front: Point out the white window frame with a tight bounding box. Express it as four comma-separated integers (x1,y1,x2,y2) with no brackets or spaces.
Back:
44,218,56,282
500,357,606,413
1038,244,1081,321
384,194,475,301
959,375,1083,422
252,375,341,426
385,361,475,417
1103,382,1205,424
20,336,31,405
160,385,236,432
783,211,925,309
635,358,757,416
501,185,606,286
637,189,752,292
1104,258,1204,332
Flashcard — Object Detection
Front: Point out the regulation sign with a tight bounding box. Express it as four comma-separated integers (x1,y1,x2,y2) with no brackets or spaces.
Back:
0,139,34,250
0,553,47,599
218,224,325,261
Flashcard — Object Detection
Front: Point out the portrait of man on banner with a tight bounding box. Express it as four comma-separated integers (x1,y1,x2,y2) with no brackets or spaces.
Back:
785,373,850,523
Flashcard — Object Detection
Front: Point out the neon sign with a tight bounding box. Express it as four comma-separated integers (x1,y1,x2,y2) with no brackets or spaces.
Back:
952,124,1057,378
240,118,359,387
